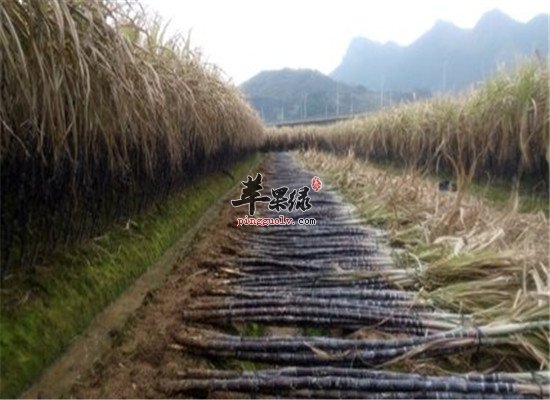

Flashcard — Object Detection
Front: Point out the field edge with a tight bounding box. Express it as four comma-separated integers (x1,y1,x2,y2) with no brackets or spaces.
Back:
0,153,264,398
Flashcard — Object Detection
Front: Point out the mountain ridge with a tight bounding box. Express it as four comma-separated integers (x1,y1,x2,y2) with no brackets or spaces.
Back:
240,9,547,123
241,68,428,123
330,9,548,91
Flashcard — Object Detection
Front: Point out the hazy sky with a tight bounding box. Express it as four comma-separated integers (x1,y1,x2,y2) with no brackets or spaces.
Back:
142,1,549,84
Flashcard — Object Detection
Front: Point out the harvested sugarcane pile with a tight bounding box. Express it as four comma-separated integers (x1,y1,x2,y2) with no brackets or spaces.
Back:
162,153,549,398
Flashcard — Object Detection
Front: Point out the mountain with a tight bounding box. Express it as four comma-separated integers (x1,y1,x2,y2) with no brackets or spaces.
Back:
331,10,548,91
241,68,429,123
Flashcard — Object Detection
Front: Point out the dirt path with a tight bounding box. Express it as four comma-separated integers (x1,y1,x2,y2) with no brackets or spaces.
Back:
71,153,545,399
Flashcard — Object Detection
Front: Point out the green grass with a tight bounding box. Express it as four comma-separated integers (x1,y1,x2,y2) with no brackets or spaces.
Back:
468,179,548,215
0,154,262,398
239,322,267,337
365,160,548,216
302,326,330,337
210,323,267,373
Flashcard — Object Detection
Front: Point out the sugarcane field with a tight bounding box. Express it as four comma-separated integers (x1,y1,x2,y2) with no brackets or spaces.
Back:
1,1,549,399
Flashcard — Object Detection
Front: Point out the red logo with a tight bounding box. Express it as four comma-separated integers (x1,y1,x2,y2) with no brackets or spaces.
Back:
311,176,322,192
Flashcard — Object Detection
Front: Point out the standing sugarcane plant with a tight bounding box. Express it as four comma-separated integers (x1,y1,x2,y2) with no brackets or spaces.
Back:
0,0,264,278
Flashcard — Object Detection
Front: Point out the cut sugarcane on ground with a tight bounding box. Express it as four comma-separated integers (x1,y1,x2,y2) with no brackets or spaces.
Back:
72,152,548,399
4,1,547,398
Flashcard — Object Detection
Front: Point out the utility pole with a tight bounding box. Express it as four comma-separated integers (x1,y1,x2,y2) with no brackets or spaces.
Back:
304,93,308,119
336,83,340,116
380,75,385,109
442,61,448,92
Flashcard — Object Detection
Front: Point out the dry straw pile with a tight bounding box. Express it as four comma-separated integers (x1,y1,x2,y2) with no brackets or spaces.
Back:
0,0,263,276
299,150,549,373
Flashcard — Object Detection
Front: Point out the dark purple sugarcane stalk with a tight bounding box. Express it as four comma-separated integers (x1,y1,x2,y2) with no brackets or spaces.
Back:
184,313,426,333
237,254,381,266
234,237,376,250
233,270,397,286
182,305,461,330
289,389,522,399
240,227,370,239
242,245,379,258
160,375,531,396
207,287,416,301
181,345,484,366
177,337,499,366
234,274,335,286
238,256,394,269
229,280,391,290
172,327,476,352
187,296,426,311
185,345,416,365
172,367,524,384
185,300,463,324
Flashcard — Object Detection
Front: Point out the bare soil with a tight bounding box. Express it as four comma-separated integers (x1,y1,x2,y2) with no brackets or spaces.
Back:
69,180,256,398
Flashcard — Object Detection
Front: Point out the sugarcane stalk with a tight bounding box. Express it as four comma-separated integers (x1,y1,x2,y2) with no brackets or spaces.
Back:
183,344,489,366
187,312,427,333
160,375,527,396
178,337,511,366
171,366,534,384
182,305,463,330
242,227,370,239
233,268,399,286
288,389,522,399
229,280,391,290
187,296,426,311
242,246,379,259
207,287,417,301
235,237,375,249
173,326,518,353
187,347,416,365
236,264,383,274
237,256,395,271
